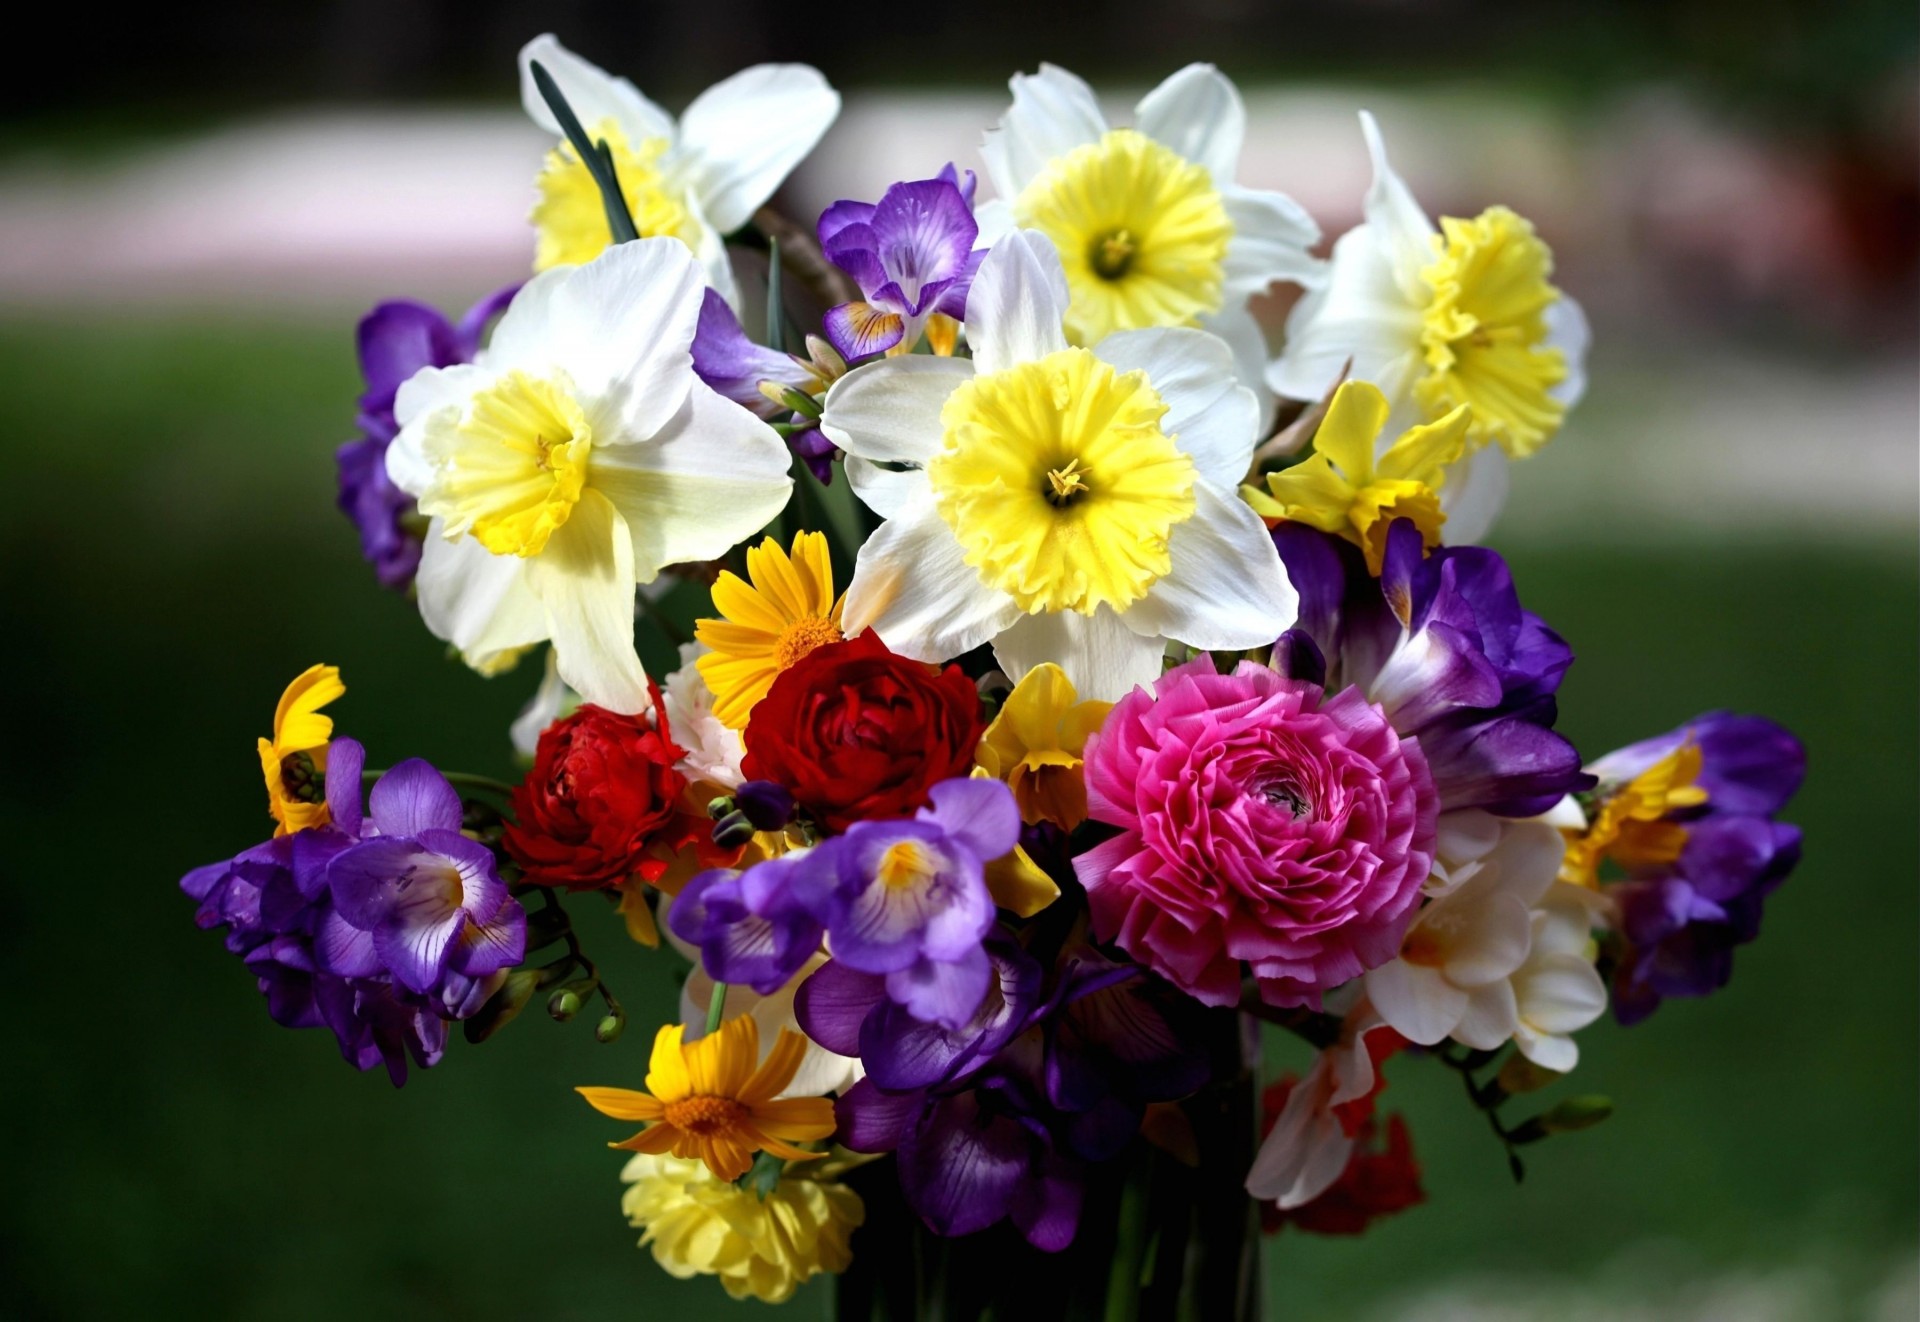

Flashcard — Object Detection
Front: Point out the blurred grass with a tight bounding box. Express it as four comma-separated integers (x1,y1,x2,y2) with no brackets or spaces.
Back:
0,317,1911,1319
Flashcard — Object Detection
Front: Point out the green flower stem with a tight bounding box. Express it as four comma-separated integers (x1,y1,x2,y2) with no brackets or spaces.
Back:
706,981,729,1036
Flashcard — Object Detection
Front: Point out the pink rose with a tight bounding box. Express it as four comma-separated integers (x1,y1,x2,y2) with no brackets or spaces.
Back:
1074,657,1437,1009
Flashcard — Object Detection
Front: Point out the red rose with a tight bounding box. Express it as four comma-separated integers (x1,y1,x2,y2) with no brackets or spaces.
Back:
741,631,984,832
504,690,706,891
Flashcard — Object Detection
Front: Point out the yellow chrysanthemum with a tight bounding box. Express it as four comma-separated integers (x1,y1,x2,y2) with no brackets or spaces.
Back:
1245,380,1471,575
1414,205,1568,458
695,532,846,730
1560,744,1710,888
531,120,702,272
578,1016,837,1182
256,665,343,837
977,663,1113,830
620,1151,863,1304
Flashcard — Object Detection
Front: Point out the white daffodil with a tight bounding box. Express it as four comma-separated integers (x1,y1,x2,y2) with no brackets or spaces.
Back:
973,63,1324,428
518,34,840,310
821,230,1298,702
387,238,793,715
1364,819,1603,1057
1269,112,1590,544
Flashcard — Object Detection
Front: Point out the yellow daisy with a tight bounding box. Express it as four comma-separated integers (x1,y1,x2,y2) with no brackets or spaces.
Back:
256,664,343,837
578,1016,837,1183
695,532,845,729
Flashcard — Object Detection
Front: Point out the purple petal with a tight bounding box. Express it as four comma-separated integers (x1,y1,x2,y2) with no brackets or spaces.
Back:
1688,713,1807,817
868,178,979,315
452,282,522,353
885,945,991,1031
691,287,813,416
357,300,460,414
415,828,510,920
1009,1157,1083,1252
368,759,463,837
452,904,526,979
896,1090,1028,1238
795,959,888,1056
816,198,877,249
314,908,383,978
932,248,986,321
823,301,906,361
834,1078,926,1153
373,909,463,995
325,736,365,837
922,777,1022,868
1371,619,1505,731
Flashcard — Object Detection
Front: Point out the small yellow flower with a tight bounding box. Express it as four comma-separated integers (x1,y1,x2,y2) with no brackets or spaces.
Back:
977,663,1112,831
1560,744,1710,888
620,1151,863,1303
1245,380,1471,575
695,532,845,730
578,1016,837,1182
256,665,343,837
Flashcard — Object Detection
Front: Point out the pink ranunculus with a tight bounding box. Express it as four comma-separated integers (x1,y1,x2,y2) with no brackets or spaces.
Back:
1074,657,1438,1009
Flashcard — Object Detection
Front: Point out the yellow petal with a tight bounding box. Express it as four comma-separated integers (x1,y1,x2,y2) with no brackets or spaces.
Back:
686,1014,759,1098
707,568,790,636
646,1024,691,1102
272,664,343,754
739,1028,809,1104
1377,404,1472,485
617,882,661,948
577,1086,667,1122
748,1095,838,1142
985,845,1060,919
1310,381,1391,482
611,1123,681,1154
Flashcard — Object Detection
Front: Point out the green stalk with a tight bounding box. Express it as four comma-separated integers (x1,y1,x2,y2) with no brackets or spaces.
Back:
1104,1153,1152,1322
766,236,785,351
706,982,729,1035
528,60,638,244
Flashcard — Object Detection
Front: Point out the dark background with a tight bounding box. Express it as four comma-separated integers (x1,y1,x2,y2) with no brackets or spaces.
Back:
1,1,1915,1317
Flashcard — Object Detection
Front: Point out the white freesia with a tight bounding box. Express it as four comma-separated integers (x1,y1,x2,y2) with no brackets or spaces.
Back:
973,62,1324,427
1364,819,1605,1060
1245,1000,1398,1209
1269,111,1590,543
387,238,793,715
518,34,840,310
661,641,746,790
821,230,1297,702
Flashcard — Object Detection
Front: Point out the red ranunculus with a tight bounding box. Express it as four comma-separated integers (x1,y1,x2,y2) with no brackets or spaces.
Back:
504,689,707,891
740,631,984,832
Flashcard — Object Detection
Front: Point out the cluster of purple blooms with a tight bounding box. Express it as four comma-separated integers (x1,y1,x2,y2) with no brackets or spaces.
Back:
183,741,526,1085
1598,713,1806,1023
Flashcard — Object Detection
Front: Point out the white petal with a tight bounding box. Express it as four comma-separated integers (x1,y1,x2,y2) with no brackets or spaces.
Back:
1436,893,1534,988
1513,1025,1579,1073
518,34,675,145
841,496,1020,662
820,355,972,466
510,648,573,760
477,266,568,372
524,490,649,713
1199,304,1277,437
844,455,929,521
991,606,1164,703
1358,110,1437,298
590,380,793,580
1546,292,1590,409
1134,63,1244,183
965,230,1071,376
1481,820,1568,910
1364,959,1466,1046
1245,1063,1354,1208
1516,953,1608,1034
388,363,490,497
1221,186,1325,297
971,197,1015,248
979,63,1107,200
687,197,742,313
1093,326,1257,490
546,238,705,434
1438,443,1508,546
1435,809,1504,873
674,65,840,235
1267,223,1424,405
1451,980,1520,1051
414,521,548,672
1127,480,1297,650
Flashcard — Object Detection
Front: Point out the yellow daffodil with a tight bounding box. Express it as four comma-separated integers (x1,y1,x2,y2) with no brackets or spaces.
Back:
976,662,1112,830
1559,744,1709,888
620,1151,862,1303
578,1016,836,1182
257,665,343,837
695,532,845,729
1246,379,1471,574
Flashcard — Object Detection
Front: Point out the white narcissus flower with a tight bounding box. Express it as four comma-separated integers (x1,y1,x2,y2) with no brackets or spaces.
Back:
973,63,1324,428
387,238,793,715
1245,1001,1398,1209
518,34,840,310
1364,819,1604,1059
821,230,1298,702
1269,112,1591,544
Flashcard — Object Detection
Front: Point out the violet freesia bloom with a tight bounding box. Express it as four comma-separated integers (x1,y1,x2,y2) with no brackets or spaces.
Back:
336,286,517,589
1596,712,1805,1023
326,759,526,998
818,164,982,360
1273,519,1592,816
689,287,838,481
808,777,1014,1029
668,849,829,996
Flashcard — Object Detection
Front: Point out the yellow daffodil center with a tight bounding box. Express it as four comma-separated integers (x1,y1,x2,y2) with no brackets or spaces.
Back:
421,369,591,558
877,841,935,890
1012,128,1232,345
661,1094,750,1137
1415,205,1568,458
1560,743,1709,887
928,347,1195,615
532,119,701,271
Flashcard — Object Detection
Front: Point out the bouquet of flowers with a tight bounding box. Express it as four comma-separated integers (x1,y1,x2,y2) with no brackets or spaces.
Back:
183,35,1808,1316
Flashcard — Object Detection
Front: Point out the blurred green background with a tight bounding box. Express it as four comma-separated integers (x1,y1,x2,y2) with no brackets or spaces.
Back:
1,0,1915,1317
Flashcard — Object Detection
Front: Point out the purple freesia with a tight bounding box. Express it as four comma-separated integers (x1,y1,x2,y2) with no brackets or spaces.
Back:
1273,519,1592,816
668,849,829,996
1598,712,1806,1023
336,286,516,589
818,164,982,361
689,288,839,482
326,760,526,997
810,777,1014,1030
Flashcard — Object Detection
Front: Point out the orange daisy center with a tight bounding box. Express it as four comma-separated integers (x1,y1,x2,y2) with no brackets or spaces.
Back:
772,616,844,670
662,1094,750,1136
